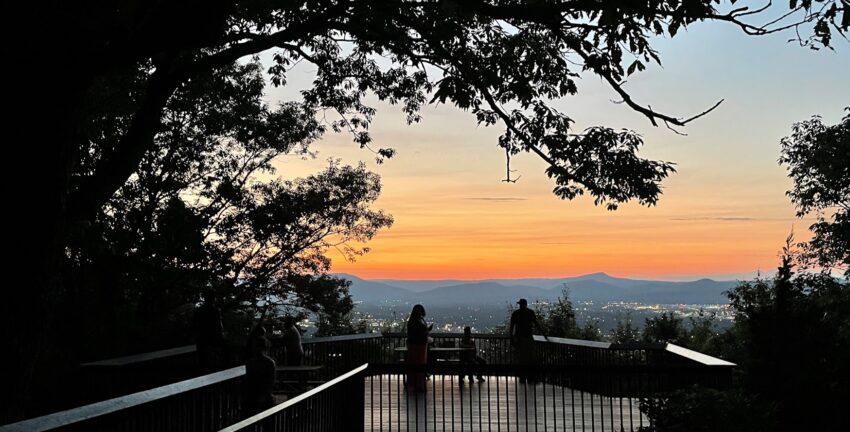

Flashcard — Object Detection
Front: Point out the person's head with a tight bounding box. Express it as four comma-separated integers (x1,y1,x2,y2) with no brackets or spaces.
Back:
464,326,471,337
410,304,426,319
251,336,269,356
251,324,267,338
283,316,295,328
517,298,528,309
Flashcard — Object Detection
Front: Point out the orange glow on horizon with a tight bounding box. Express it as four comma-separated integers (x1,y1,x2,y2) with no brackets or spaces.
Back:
264,32,846,282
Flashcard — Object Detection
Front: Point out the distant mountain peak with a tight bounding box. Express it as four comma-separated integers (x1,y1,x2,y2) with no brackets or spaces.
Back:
576,272,613,279
334,272,364,281
345,272,735,305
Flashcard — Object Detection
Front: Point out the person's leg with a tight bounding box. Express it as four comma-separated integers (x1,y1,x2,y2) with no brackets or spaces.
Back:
290,353,305,390
475,356,486,381
459,356,470,382
408,344,427,391
418,346,428,390
419,345,428,390
197,343,210,370
517,338,533,382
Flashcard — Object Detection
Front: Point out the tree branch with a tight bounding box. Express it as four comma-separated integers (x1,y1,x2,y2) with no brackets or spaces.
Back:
66,5,349,224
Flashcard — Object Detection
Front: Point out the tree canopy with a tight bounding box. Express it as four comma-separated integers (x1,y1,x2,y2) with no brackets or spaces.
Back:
64,59,391,354
637,110,850,432
42,0,850,225
4,0,848,421
779,108,850,276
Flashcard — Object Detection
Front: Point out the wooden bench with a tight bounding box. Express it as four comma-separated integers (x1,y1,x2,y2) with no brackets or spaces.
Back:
393,346,474,362
275,365,324,394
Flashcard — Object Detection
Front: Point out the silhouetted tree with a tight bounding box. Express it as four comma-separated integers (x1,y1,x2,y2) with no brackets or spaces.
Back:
612,310,720,348
314,310,369,337
538,289,578,337
6,0,847,416
0,61,393,421
610,314,641,344
538,287,603,341
643,245,849,432
574,320,604,341
724,245,850,431
640,108,850,430
779,108,850,276
642,312,687,345
638,387,776,432
62,60,391,357
683,310,721,354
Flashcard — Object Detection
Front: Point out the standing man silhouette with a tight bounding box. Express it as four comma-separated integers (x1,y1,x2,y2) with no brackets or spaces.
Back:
509,298,544,366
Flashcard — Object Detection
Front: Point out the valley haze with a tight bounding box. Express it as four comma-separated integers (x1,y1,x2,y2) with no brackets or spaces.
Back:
339,272,738,306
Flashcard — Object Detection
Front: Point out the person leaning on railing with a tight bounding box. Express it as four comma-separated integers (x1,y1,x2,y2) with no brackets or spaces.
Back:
509,298,546,366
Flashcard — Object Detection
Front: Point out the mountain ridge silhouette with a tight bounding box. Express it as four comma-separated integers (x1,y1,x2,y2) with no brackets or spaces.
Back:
338,273,738,304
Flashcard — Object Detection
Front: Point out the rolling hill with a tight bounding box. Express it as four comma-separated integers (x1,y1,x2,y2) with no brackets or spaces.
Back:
339,273,738,305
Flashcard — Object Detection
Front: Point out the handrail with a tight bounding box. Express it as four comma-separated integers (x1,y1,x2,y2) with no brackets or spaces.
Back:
382,332,511,339
79,344,197,367
367,362,730,375
301,333,382,344
5,334,735,431
217,363,369,432
0,366,245,432
610,342,667,350
665,343,736,366
534,335,612,349
534,334,735,367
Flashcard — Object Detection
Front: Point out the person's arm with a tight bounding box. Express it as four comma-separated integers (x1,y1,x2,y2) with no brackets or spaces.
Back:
293,327,304,354
509,313,516,339
531,312,549,341
213,307,224,336
421,319,433,343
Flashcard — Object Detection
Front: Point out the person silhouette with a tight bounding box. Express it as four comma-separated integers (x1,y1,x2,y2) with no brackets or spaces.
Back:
406,304,432,391
282,316,303,366
245,321,267,362
195,288,224,370
509,298,544,366
243,336,276,417
459,326,485,383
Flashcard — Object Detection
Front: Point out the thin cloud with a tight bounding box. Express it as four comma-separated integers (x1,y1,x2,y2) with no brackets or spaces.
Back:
671,216,756,221
464,197,527,201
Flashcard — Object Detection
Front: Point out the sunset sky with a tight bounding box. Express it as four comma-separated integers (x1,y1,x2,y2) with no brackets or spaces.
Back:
263,16,849,281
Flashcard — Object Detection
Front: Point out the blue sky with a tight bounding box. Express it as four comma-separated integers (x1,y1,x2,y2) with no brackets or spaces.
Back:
258,10,849,280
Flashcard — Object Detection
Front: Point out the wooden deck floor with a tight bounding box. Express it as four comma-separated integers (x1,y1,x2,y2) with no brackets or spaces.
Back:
363,374,648,432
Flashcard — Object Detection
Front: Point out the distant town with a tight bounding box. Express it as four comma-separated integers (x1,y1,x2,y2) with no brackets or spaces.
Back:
346,301,734,336
303,272,739,336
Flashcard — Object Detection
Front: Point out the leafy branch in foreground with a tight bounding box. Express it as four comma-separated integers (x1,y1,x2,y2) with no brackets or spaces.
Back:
779,108,849,276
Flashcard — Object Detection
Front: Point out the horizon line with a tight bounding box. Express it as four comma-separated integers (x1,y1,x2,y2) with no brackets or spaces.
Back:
333,270,760,283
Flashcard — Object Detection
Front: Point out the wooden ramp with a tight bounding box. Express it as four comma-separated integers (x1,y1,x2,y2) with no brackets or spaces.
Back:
364,374,648,432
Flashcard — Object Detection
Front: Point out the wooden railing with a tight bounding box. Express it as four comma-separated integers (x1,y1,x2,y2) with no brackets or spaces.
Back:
218,364,367,432
3,333,735,432
0,367,244,432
